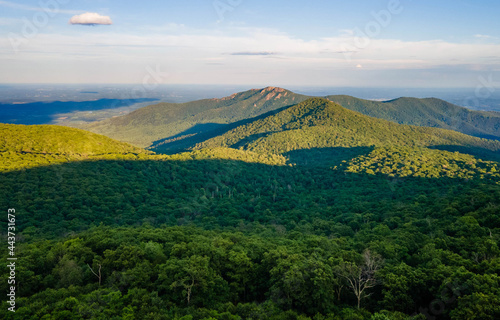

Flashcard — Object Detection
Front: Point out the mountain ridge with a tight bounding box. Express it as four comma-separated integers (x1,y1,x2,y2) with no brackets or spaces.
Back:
196,98,500,161
81,87,500,153
84,87,309,148
326,94,500,140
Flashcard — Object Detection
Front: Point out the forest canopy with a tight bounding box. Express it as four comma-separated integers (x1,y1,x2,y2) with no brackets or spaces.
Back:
1,96,500,319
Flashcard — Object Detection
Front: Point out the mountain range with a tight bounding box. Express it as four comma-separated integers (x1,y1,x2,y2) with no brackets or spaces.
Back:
83,87,308,150
82,87,500,154
326,95,500,140
196,98,500,158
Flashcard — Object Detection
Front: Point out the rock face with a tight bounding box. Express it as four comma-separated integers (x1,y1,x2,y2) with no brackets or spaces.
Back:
214,87,288,102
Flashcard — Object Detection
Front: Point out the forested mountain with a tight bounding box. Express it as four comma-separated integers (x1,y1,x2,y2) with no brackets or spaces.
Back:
2,93,500,319
197,98,500,161
81,88,500,154
327,95,500,140
0,124,155,172
84,87,308,149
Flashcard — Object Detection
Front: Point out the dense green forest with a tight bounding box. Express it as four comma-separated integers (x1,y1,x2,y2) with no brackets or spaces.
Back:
1,154,500,319
2,95,500,319
0,123,156,172
84,87,308,149
197,98,500,160
326,95,500,140
81,88,500,154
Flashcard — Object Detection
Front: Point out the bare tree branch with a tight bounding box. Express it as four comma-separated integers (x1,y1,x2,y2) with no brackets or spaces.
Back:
334,249,383,309
87,263,102,286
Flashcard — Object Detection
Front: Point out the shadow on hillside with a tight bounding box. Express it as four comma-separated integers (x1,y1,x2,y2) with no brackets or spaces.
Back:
429,145,500,162
149,123,230,154
149,104,296,154
1,154,499,241
160,123,228,141
284,147,374,167
0,98,159,125
474,133,500,141
1,156,499,240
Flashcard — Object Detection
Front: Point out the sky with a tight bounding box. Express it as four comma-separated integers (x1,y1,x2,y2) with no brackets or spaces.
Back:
1,0,500,88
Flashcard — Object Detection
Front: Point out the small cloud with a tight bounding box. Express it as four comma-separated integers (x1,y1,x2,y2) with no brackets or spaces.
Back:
230,51,276,56
69,12,112,26
332,50,358,54
339,29,355,37
474,34,497,40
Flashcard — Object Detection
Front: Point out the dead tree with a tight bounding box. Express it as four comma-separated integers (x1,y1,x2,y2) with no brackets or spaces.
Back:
334,249,383,309
88,263,102,286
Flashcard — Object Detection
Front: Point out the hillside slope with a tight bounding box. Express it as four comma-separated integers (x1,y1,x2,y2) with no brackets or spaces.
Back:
85,87,309,148
328,95,500,140
197,98,500,160
83,88,500,153
0,124,154,171
0,123,293,172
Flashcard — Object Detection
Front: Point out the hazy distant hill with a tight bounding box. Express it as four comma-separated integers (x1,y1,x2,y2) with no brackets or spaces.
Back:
0,98,158,125
85,87,309,148
327,95,500,140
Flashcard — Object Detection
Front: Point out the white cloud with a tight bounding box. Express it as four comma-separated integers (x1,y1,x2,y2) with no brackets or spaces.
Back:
140,23,186,33
69,12,112,26
339,29,355,37
475,34,496,39
230,51,277,56
1,26,500,86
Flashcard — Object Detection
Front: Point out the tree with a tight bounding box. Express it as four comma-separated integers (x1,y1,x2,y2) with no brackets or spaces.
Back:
56,258,83,288
335,249,383,309
169,255,215,306
88,263,102,286
380,263,426,313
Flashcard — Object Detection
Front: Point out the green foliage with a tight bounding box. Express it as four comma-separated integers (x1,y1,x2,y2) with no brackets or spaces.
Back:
1,149,500,318
2,222,498,319
0,123,154,172
0,123,147,155
327,95,500,140
167,147,287,166
2,95,500,319
85,87,309,148
83,89,500,153
197,98,500,161
344,146,500,179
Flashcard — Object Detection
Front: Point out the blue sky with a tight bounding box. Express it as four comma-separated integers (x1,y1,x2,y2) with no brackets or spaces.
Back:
1,0,500,87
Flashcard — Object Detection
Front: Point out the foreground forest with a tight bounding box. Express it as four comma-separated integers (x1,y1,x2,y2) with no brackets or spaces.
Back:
1,95,500,319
